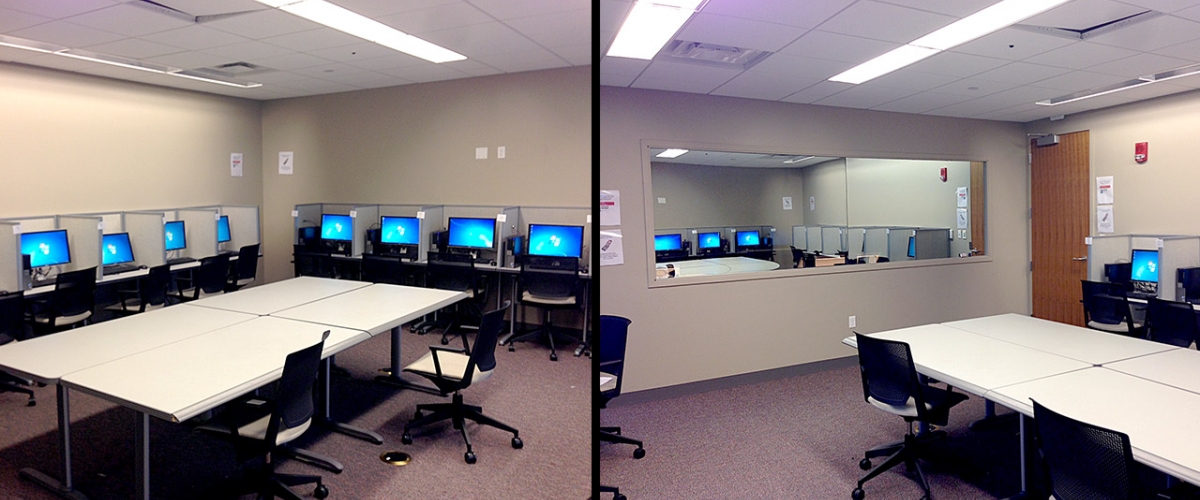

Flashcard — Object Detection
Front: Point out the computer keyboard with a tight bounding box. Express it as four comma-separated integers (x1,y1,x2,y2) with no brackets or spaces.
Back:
1128,291,1157,300
167,257,197,265
104,263,139,275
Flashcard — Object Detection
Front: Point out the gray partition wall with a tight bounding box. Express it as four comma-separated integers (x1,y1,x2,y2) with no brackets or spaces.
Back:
500,206,521,267
888,227,918,261
845,227,866,260
294,203,323,244
1088,234,1132,282
863,227,890,258
0,221,19,292
351,205,379,258
177,208,219,260
127,211,169,267
914,228,952,260
806,226,822,254
1160,236,1200,300
419,205,444,261
792,226,808,250
820,226,844,255
58,215,102,277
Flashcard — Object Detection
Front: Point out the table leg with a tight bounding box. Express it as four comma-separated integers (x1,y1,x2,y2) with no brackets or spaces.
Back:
135,411,149,500
969,400,1018,431
374,326,441,395
316,358,382,447
19,384,89,500
574,283,590,357
1000,413,1031,500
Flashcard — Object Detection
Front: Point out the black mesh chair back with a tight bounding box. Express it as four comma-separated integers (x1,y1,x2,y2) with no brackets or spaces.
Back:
361,255,404,285
855,333,929,421
1081,280,1137,332
293,245,332,278
466,304,506,379
269,333,327,445
141,265,172,308
0,292,25,342
196,254,231,295
52,267,97,319
521,261,578,300
1145,297,1199,347
1032,399,1139,500
600,315,631,402
231,244,259,286
427,253,478,293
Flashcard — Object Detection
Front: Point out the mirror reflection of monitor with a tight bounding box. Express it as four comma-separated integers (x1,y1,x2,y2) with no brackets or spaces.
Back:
320,214,353,242
447,217,495,250
21,229,71,268
164,220,187,251
380,216,420,245
697,231,720,249
217,215,231,243
527,224,584,258
737,230,760,247
907,236,916,259
654,234,682,251
1131,249,1160,283
102,232,135,265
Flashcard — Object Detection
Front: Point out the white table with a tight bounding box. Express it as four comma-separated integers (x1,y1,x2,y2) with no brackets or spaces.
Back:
1105,348,1200,395
185,276,370,315
655,256,780,279
943,313,1175,365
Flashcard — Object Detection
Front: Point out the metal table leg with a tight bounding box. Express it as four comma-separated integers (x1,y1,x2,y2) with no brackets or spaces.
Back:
374,326,440,395
316,358,382,448
135,411,149,500
19,384,88,500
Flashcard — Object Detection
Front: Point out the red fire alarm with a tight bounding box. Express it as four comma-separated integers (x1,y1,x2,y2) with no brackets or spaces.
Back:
1135,142,1148,163
939,167,948,182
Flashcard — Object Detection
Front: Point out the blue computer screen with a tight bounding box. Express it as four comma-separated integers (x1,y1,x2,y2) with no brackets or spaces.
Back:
527,224,584,258
697,232,720,249
1131,249,1159,282
447,217,495,249
102,233,134,265
907,236,916,258
737,230,760,246
321,214,353,242
164,221,187,251
217,216,231,243
21,229,71,268
380,216,420,245
654,234,682,251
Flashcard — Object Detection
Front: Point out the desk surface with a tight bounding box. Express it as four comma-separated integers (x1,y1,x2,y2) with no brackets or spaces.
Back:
655,256,779,279
1105,348,1200,396
272,283,466,336
942,313,1174,365
60,316,367,423
25,260,203,297
186,276,370,315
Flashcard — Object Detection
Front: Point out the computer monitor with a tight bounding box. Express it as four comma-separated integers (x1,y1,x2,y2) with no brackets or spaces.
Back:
320,214,353,242
217,215,231,243
654,234,682,251
102,233,135,266
1131,249,1159,283
20,229,71,268
737,230,760,247
527,224,584,258
907,236,916,259
447,217,495,250
697,232,720,250
380,216,420,245
164,220,187,251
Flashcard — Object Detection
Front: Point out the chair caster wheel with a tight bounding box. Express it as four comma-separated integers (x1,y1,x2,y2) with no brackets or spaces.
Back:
859,458,871,470
550,353,558,361
440,337,449,345
401,433,413,445
633,447,645,459
27,399,35,407
852,487,865,500
508,345,515,352
614,494,627,500
313,484,329,499
465,452,477,464
512,437,523,449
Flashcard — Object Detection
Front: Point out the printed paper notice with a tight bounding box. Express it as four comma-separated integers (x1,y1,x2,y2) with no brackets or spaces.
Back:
957,208,969,229
956,187,968,207
600,190,621,226
1097,205,1114,233
230,153,243,177
1097,176,1114,204
599,229,624,266
279,151,294,175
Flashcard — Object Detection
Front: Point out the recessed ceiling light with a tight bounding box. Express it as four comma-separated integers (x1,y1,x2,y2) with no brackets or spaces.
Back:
607,0,705,60
830,45,939,85
1036,63,1200,106
656,148,689,158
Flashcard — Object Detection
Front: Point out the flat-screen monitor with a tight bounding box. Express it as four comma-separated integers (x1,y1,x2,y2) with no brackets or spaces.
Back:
164,220,187,251
447,217,495,249
320,214,353,242
527,224,584,258
737,230,760,247
20,229,71,268
1131,249,1159,283
697,232,720,250
217,215,231,243
380,216,420,245
102,232,135,265
654,234,682,251
907,236,916,259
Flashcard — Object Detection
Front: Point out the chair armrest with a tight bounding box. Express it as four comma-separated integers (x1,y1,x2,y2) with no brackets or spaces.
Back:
428,346,467,378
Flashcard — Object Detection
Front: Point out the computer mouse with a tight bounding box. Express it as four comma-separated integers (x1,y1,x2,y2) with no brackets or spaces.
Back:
488,260,496,266
139,265,148,270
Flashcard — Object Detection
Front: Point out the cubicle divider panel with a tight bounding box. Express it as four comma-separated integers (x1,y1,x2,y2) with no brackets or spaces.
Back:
863,228,890,257
2,217,56,233
806,226,823,254
821,226,843,255
1156,237,1199,301
221,205,261,250
127,212,168,267
351,205,379,257
1088,235,1133,281
58,216,102,275
0,222,19,292
846,228,866,260
294,204,323,244
889,228,917,261
178,209,218,260
792,226,807,250
419,206,444,262
500,207,520,268
915,228,952,260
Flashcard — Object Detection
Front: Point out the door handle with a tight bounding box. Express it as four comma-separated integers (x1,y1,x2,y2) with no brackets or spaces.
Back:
1072,256,1088,261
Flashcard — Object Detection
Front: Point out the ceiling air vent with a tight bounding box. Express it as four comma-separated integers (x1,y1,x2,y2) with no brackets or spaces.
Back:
659,40,772,70
202,62,268,76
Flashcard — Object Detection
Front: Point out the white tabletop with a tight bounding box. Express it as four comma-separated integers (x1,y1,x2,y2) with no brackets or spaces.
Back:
1105,348,1200,396
60,316,368,423
0,305,256,384
987,367,1200,486
863,324,1091,396
942,313,1175,365
186,276,371,316
271,283,466,336
656,256,780,278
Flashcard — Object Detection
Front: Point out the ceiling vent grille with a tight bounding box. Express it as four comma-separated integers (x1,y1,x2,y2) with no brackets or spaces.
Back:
659,40,772,70
195,62,273,77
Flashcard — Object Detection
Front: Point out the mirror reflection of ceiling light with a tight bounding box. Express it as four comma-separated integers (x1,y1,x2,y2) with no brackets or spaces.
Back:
656,148,689,158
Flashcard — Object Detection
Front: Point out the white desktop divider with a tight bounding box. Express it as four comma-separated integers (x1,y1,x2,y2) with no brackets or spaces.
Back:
845,228,866,260
0,221,19,292
499,206,521,267
58,216,102,276
126,211,168,267
888,227,916,261
1159,236,1200,301
419,205,443,261
821,226,844,255
3,216,56,233
806,226,822,253
293,203,323,244
351,204,379,258
222,205,260,250
177,208,218,260
863,227,889,257
1088,234,1132,281
792,226,807,250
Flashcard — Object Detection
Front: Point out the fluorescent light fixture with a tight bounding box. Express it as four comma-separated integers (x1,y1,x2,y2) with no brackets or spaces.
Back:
1037,64,1200,106
256,0,465,63
830,45,938,84
0,35,63,54
783,156,816,164
607,0,704,60
656,148,689,158
170,70,263,89
56,50,174,75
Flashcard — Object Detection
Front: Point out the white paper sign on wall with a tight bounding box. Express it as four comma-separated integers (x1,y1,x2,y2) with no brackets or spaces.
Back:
279,152,294,175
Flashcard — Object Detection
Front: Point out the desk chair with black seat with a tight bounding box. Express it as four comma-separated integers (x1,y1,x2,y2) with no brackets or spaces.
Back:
177,254,229,302
196,332,330,500
852,333,968,500
106,264,174,316
1081,280,1143,337
1032,399,1142,500
226,243,260,292
506,257,581,361
1144,297,1200,347
28,267,96,335
599,315,645,459
422,252,487,346
400,303,522,464
293,245,333,278
0,292,35,406
360,254,406,285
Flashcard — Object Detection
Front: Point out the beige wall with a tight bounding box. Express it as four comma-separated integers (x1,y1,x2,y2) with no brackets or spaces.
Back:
801,159,848,226
651,162,804,235
261,67,591,282
600,86,1031,393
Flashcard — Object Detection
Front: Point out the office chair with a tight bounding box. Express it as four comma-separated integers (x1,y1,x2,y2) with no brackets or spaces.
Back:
400,303,522,464
423,253,486,346
226,243,260,292
599,315,645,459
293,245,334,278
196,332,330,500
1032,399,1141,500
107,264,173,315
506,257,581,361
177,254,230,302
1144,297,1199,347
360,254,406,285
0,292,35,406
852,333,968,500
28,267,96,335
1081,280,1143,336
790,246,803,268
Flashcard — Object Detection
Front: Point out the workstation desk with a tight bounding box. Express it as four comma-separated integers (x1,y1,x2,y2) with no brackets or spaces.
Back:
654,256,780,279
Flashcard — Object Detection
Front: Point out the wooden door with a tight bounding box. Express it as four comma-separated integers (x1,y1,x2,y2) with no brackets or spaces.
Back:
1031,131,1090,326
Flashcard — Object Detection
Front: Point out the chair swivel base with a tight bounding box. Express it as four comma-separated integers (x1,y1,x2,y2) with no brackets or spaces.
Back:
852,430,946,500
599,485,626,500
400,393,522,464
600,426,645,459
1,380,36,406
225,468,329,500
504,325,579,361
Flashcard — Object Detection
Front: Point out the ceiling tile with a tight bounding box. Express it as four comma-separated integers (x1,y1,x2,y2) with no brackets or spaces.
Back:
307,41,402,63
203,8,322,40
1112,0,1200,13
814,84,917,109
1024,41,1140,69
201,40,293,61
85,38,184,59
923,97,1018,118
467,0,587,20
1175,3,1200,21
933,78,1019,98
342,52,426,71
600,72,637,87
551,43,590,66
676,13,807,52
631,60,741,94
376,63,471,84
1032,70,1130,91
0,6,50,32
949,27,1075,61
1109,81,1194,100
1022,0,1147,31
1086,52,1193,78
711,71,821,101
905,51,1009,78
870,91,977,114
1152,37,1200,62
12,20,126,47
377,3,494,35
601,56,650,77
473,48,568,73
749,52,851,80
778,30,900,63
873,0,998,17
816,1,956,44
781,81,854,104
971,62,1072,85
421,22,541,58
866,69,960,92
140,25,249,51
699,0,856,29
0,0,118,19
250,51,333,71
145,50,235,71
501,8,591,49
64,3,194,37
261,28,361,53
287,61,371,79
323,0,460,18
1086,14,1200,51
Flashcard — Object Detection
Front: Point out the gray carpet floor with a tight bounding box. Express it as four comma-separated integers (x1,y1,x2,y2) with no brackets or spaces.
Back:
0,325,590,499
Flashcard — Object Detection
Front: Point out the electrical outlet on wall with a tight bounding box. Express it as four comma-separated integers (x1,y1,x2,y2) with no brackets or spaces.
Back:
849,315,856,328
